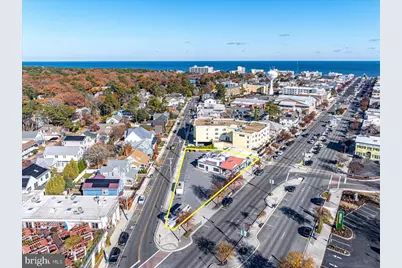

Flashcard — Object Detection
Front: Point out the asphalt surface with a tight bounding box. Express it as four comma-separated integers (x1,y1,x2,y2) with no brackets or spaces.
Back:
115,98,198,268
157,78,379,268
322,204,380,268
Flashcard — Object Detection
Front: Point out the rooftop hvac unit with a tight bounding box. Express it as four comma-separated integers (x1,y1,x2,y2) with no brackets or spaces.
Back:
77,207,83,213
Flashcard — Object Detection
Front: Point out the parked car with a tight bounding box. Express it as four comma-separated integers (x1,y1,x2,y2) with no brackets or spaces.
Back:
222,197,233,207
273,154,280,160
138,195,146,205
109,247,121,263
277,150,284,156
118,232,130,246
285,186,296,192
304,160,313,166
316,198,325,206
308,140,314,144
254,169,264,176
286,140,295,146
170,145,176,150
301,227,313,238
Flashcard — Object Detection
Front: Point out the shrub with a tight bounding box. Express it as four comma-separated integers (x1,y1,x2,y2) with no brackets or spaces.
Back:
316,218,323,233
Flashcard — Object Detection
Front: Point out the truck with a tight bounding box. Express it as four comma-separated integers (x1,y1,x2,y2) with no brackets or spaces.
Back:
176,182,184,195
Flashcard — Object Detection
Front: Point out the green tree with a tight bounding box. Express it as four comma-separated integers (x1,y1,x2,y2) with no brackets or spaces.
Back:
45,174,65,195
265,101,280,119
77,159,87,173
216,84,226,100
148,97,165,113
254,108,260,121
63,159,79,181
65,236,82,250
136,109,149,122
41,103,75,126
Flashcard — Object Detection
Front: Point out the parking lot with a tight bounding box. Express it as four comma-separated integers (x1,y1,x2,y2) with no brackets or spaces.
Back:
173,152,224,211
322,204,380,268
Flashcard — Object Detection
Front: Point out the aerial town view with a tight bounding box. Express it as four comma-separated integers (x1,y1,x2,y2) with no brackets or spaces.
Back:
21,1,380,268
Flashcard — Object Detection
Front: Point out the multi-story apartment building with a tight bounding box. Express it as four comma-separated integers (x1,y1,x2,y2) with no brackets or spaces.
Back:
193,118,270,151
189,65,214,74
251,69,264,74
355,135,380,161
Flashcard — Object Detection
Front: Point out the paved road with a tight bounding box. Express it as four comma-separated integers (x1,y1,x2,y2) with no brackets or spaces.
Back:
116,98,198,268
157,79,373,268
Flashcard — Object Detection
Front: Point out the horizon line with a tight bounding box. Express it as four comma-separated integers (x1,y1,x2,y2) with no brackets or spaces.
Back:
22,59,380,62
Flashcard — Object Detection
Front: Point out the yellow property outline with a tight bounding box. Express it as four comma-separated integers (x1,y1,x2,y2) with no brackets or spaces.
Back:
164,147,259,230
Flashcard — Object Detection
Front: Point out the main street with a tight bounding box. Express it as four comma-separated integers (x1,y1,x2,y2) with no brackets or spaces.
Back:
116,98,197,268
158,78,379,268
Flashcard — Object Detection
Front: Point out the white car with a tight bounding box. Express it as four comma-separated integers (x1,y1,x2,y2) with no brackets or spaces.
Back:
138,195,146,205
277,151,284,156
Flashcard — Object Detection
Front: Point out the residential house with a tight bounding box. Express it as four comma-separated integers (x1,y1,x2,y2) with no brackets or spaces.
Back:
22,164,51,193
126,149,151,169
83,131,99,146
41,146,84,172
124,127,155,144
22,140,39,159
38,125,63,141
200,93,216,102
62,136,93,150
95,123,125,143
130,139,155,157
106,114,123,124
165,94,185,107
151,113,168,134
22,131,45,145
82,178,124,196
262,120,285,137
99,159,139,187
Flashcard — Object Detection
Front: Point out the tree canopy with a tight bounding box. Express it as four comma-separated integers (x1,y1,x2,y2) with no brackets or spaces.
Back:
280,251,315,268
45,174,65,195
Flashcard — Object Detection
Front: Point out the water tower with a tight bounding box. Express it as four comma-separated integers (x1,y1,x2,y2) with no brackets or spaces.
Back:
266,69,278,95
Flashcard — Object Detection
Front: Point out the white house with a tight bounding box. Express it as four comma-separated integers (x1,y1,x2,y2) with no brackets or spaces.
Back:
275,95,317,112
279,114,300,128
99,159,139,187
22,164,51,193
42,146,84,172
106,114,123,124
124,127,155,144
62,136,94,150
22,131,45,144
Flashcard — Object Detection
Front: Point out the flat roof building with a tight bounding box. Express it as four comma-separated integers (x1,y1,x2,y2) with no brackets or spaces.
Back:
22,195,120,230
355,135,380,161
189,65,214,74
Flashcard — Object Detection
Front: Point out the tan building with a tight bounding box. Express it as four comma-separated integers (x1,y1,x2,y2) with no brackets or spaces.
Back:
193,118,270,151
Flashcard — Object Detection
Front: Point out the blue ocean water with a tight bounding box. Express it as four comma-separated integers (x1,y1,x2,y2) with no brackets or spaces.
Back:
22,61,380,77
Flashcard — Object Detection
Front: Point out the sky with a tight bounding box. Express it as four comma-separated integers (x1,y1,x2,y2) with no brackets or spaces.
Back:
23,0,380,61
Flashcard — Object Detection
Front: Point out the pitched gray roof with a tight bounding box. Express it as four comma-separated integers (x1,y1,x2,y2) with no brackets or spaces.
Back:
44,146,81,156
22,131,39,140
125,127,154,140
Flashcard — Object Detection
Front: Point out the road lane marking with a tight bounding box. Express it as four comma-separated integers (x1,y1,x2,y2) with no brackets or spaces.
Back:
329,263,338,267
333,255,342,259
344,177,347,183
361,205,379,214
130,260,141,268
280,232,286,239
337,176,341,188
357,209,376,218
328,175,333,189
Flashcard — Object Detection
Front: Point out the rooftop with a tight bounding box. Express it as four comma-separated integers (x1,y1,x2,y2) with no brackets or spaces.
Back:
194,118,267,134
22,195,119,222
44,146,82,156
63,136,86,142
22,164,49,178
356,135,380,147
232,98,268,105
83,179,121,190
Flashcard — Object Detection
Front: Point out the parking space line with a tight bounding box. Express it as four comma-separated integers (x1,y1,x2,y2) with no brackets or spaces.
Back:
331,239,351,247
356,209,376,218
361,205,380,214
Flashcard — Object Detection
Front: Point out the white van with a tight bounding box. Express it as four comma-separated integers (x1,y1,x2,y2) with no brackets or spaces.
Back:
176,182,184,195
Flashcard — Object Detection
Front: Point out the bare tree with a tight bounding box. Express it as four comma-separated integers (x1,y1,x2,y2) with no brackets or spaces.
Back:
110,124,128,142
335,153,349,166
83,144,109,168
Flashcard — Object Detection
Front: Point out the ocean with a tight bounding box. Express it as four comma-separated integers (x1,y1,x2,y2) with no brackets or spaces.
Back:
22,61,380,77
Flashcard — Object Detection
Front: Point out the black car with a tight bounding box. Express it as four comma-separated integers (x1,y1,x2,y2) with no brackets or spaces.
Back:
109,247,121,263
301,227,313,238
254,169,264,176
286,140,295,146
118,231,130,246
312,150,320,154
316,198,325,206
285,186,296,192
222,197,233,207
304,160,313,166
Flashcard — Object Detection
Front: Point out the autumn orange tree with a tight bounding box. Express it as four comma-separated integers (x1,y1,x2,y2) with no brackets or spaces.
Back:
280,251,315,268
216,242,234,264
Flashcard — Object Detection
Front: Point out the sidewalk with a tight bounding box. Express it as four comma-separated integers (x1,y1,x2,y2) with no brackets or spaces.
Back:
228,178,304,268
303,189,343,268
